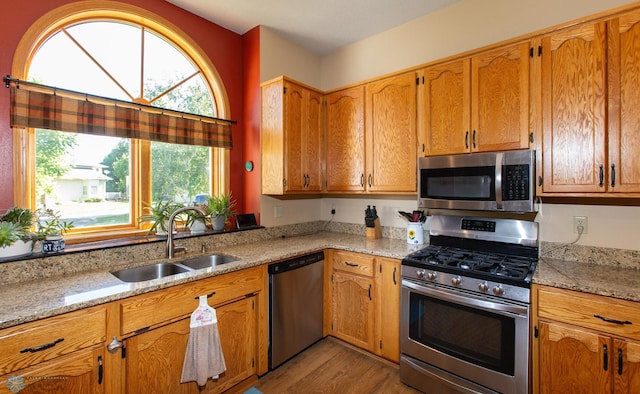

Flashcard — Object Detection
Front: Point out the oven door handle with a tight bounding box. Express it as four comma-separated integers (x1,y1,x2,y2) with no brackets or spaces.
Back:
402,279,528,317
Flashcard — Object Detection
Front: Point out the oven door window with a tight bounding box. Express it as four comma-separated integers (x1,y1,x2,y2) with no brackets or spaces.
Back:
420,166,495,201
409,291,515,375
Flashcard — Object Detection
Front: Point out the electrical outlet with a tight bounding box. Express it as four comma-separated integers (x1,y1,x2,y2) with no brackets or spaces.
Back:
330,205,336,215
274,206,284,218
573,216,588,234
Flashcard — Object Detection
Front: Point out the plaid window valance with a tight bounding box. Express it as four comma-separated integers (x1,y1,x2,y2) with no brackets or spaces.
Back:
6,77,234,149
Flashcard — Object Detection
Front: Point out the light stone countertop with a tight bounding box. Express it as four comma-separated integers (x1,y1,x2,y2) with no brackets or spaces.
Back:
533,257,640,302
0,231,414,329
3,226,639,331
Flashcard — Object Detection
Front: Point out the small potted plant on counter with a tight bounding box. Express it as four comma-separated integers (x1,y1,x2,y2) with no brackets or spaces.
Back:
0,207,74,259
205,193,236,231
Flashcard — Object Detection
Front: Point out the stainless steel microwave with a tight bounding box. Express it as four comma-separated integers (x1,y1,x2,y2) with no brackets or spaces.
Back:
418,150,536,212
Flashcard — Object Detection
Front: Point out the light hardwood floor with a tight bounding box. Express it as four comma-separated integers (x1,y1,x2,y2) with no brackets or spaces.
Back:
254,337,422,393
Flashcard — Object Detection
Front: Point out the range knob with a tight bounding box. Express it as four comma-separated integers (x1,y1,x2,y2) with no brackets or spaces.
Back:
426,272,438,281
451,276,461,286
492,285,504,296
416,269,426,279
478,282,489,292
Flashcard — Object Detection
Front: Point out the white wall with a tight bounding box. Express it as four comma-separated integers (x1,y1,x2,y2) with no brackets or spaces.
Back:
319,0,638,90
259,0,640,251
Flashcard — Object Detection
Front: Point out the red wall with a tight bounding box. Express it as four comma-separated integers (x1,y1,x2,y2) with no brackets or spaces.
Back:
242,27,262,223
0,0,250,215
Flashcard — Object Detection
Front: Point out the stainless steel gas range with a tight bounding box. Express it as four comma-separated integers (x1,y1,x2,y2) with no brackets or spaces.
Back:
400,215,539,394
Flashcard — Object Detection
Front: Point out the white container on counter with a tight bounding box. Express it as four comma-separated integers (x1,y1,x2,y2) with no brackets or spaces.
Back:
407,222,424,245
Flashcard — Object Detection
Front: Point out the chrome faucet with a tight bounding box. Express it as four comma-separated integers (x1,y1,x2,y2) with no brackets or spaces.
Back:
166,206,207,259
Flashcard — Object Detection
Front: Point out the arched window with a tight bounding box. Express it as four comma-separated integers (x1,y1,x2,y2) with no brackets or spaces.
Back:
12,3,230,242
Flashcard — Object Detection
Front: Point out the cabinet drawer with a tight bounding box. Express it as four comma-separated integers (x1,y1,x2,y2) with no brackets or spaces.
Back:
120,265,265,336
332,250,375,277
537,286,640,340
0,306,106,375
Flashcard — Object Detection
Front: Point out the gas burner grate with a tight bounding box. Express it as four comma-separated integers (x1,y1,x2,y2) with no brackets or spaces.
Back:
405,246,536,281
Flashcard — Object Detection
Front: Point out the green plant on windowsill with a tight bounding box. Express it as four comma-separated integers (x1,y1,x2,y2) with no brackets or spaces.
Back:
0,207,74,258
204,193,236,231
138,200,186,235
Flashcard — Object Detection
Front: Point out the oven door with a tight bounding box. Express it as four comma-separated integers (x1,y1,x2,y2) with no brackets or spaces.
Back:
400,278,530,394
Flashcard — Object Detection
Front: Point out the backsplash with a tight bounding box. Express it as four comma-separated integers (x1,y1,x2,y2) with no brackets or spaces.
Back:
1,220,636,286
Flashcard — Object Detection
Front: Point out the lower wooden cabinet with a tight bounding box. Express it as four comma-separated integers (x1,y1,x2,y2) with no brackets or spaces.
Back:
331,268,376,351
0,347,105,394
124,295,257,394
376,257,401,363
534,285,640,393
326,250,401,363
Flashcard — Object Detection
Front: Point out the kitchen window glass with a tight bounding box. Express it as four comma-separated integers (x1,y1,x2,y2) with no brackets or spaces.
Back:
17,16,228,237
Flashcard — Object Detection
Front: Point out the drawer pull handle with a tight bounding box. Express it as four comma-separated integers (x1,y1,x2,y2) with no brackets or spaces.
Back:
20,338,64,353
194,291,216,300
345,262,358,267
368,284,372,301
594,314,632,325
604,344,608,371
393,267,397,285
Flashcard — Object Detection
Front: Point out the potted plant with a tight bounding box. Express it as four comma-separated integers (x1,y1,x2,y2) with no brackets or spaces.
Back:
204,193,236,231
138,200,185,235
0,207,73,259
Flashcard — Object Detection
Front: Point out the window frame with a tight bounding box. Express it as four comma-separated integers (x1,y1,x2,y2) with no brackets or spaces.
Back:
11,2,231,243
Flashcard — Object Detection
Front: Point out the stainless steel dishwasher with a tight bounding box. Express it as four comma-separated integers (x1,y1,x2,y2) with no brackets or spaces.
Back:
268,251,324,370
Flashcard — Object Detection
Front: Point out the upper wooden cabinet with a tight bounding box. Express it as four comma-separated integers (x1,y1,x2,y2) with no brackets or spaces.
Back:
418,41,531,156
261,77,323,195
539,10,640,195
325,72,417,194
325,86,366,192
608,10,640,193
365,72,417,192
540,21,607,193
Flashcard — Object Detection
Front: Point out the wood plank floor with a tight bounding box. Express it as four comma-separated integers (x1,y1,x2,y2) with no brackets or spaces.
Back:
254,337,422,393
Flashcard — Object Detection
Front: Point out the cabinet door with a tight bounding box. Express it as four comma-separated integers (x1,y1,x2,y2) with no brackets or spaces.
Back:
331,270,375,351
283,81,306,192
419,59,470,156
608,11,640,193
614,339,640,394
261,80,285,195
325,86,366,192
376,258,400,363
365,72,417,192
472,42,531,152
303,89,324,191
541,22,607,193
125,297,256,394
539,321,611,394
0,347,104,394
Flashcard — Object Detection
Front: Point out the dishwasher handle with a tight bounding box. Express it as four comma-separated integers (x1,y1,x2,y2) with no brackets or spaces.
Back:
268,251,324,274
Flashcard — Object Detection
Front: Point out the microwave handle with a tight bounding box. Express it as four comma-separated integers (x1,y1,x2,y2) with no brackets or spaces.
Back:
495,152,503,210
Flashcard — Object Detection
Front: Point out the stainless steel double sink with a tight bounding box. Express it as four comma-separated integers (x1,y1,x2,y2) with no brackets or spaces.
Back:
110,254,238,283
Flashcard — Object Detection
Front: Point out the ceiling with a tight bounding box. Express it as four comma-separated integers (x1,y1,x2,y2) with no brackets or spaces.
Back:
166,0,461,55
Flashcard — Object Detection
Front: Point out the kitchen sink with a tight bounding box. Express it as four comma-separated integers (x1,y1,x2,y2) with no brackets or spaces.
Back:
110,254,239,282
179,254,238,270
110,262,191,283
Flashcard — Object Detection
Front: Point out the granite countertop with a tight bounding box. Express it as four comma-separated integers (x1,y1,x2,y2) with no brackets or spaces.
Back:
533,257,640,302
0,231,413,329
3,227,639,331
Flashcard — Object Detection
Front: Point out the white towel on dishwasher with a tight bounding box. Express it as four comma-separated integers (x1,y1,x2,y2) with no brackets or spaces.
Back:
181,295,226,387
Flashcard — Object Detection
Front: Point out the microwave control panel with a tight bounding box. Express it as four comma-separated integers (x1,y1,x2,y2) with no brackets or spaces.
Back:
502,165,530,201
